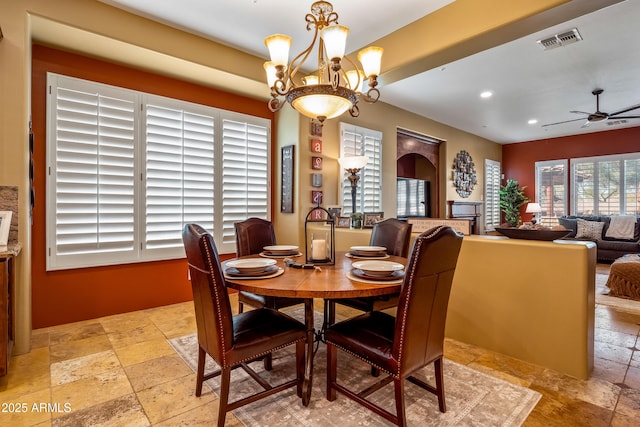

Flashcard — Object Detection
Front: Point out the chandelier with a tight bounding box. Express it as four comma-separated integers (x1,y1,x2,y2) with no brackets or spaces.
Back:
264,1,383,123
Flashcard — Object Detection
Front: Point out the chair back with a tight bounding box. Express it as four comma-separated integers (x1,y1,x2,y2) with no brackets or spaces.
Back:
369,218,413,257
182,223,234,366
393,226,463,374
235,217,276,257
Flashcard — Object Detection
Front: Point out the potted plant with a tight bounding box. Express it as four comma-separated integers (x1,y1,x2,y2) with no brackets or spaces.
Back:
499,179,530,227
350,212,363,229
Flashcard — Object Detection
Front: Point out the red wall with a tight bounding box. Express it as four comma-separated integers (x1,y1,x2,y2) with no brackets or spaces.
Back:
502,126,640,203
31,45,273,327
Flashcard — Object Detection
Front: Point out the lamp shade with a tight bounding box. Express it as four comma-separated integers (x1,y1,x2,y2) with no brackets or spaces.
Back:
525,202,542,213
263,62,277,88
338,155,369,170
320,25,349,61
265,34,292,67
358,46,383,77
346,70,364,92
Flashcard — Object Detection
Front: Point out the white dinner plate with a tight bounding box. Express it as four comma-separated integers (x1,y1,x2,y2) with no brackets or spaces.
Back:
263,245,299,255
351,260,404,277
226,258,277,275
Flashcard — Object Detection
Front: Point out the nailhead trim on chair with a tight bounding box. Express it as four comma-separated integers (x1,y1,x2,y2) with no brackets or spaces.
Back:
328,342,398,379
188,256,306,369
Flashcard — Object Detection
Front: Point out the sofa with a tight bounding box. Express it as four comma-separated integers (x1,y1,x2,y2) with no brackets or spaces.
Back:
558,215,640,262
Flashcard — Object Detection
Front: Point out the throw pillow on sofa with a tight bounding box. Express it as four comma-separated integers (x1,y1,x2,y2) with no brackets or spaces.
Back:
558,217,578,237
576,218,605,240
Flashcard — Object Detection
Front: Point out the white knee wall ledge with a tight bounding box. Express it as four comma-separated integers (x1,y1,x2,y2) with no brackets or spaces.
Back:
447,235,596,380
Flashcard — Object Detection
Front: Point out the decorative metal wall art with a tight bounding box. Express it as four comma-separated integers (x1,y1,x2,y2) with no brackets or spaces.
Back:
452,150,477,198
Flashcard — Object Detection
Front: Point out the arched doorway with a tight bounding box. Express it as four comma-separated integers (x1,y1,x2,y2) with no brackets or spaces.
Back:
396,129,443,218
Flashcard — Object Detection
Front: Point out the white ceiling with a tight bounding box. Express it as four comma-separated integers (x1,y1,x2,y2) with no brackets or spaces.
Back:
98,0,640,144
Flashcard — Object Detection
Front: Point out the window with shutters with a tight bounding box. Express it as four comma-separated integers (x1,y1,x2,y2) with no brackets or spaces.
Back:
484,159,501,230
535,160,568,225
46,73,270,270
339,123,382,215
570,154,640,215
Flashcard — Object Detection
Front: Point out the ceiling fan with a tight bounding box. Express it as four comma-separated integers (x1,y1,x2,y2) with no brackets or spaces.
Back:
542,88,640,128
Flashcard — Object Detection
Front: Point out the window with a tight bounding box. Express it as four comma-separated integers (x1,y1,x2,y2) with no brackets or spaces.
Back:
535,160,568,225
484,159,501,230
571,154,640,215
339,123,382,215
47,73,270,270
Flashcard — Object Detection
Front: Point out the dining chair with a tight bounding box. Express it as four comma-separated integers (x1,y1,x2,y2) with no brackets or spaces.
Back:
325,226,463,426
182,223,306,427
326,218,413,323
235,217,305,314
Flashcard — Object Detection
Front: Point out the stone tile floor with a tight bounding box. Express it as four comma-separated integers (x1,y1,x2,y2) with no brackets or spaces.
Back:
0,264,639,426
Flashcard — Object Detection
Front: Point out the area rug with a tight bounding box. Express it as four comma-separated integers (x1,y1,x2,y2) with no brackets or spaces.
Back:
168,310,541,426
596,273,640,314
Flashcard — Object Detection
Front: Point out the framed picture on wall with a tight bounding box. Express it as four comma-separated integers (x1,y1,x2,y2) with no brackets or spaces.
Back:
281,145,295,213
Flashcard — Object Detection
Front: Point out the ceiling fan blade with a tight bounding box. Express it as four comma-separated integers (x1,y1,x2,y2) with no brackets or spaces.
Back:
608,115,640,120
541,117,586,127
570,110,592,115
609,104,640,116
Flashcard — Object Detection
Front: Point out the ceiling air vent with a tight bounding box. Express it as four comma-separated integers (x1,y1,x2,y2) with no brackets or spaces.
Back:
536,28,582,51
607,120,628,126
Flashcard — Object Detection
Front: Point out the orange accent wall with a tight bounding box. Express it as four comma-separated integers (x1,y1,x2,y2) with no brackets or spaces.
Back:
31,45,273,328
502,126,640,203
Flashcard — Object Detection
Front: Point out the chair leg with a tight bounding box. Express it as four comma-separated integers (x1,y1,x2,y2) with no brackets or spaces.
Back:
263,353,273,371
238,301,244,313
217,368,231,427
296,340,305,398
326,343,337,401
195,346,206,397
434,357,446,412
371,366,380,377
393,378,407,427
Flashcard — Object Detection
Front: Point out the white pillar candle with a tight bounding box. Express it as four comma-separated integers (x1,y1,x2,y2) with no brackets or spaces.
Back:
312,239,326,260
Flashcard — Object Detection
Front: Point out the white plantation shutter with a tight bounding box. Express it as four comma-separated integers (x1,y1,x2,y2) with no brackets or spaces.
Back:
484,159,501,230
221,114,270,249
144,100,215,252
46,73,270,270
340,123,382,215
47,76,136,270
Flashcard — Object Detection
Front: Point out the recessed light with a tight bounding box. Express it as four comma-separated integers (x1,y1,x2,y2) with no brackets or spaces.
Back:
528,119,538,125
480,91,493,98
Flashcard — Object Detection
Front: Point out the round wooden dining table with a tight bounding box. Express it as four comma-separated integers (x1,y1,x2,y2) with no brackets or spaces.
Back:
223,251,406,406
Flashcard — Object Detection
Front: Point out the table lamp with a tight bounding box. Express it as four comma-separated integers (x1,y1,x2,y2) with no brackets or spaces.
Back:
338,155,368,214
525,202,542,224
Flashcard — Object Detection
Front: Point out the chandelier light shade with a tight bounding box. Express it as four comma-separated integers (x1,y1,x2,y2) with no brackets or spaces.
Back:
264,1,383,123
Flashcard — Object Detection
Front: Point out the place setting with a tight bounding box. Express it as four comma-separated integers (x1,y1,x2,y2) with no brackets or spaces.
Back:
223,258,284,280
347,260,405,284
260,245,302,258
346,245,390,259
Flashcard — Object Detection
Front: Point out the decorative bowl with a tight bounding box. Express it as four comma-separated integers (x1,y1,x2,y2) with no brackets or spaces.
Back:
226,258,277,275
352,260,404,277
494,227,571,241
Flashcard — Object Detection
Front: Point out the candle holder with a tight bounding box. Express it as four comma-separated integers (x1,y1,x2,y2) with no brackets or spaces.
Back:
304,203,335,265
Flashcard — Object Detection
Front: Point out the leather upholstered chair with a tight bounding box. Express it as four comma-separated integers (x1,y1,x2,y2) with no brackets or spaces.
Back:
327,218,413,322
235,218,305,313
182,224,306,427
325,226,463,426
235,218,306,371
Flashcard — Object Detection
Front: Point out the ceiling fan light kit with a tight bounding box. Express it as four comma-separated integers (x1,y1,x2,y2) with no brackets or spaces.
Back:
542,88,640,128
263,1,383,123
